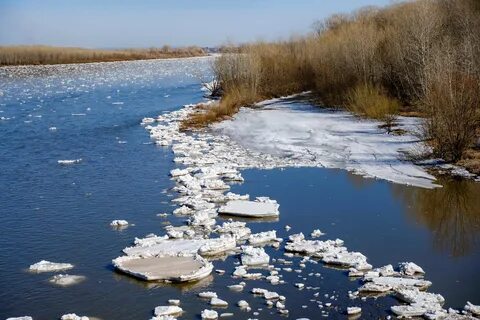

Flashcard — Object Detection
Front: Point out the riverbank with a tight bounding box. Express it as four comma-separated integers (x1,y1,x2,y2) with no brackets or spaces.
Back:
185,94,480,184
183,0,479,173
0,45,207,66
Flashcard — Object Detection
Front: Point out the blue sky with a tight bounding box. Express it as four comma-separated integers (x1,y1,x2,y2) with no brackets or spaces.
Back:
0,0,392,48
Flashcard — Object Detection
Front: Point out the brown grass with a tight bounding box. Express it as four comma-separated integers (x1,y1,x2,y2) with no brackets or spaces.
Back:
346,83,400,123
0,45,206,66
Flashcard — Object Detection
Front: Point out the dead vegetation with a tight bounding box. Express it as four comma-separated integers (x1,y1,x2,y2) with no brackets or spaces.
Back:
0,45,206,66
184,0,479,168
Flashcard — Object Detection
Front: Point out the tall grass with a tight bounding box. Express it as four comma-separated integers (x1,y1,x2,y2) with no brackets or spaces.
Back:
0,45,206,66
185,0,480,163
346,84,400,126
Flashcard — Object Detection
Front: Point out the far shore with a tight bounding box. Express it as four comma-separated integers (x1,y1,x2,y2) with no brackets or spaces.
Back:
0,45,210,67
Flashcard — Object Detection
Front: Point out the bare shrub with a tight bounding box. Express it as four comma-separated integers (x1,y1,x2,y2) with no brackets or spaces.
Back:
423,53,480,161
347,83,399,128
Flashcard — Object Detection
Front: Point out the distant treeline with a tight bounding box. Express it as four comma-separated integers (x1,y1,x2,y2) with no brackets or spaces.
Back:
0,45,207,66
185,0,480,167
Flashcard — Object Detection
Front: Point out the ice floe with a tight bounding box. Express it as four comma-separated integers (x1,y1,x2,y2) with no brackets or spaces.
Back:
112,254,213,282
154,306,183,317
218,199,279,218
240,246,270,266
57,159,82,165
210,297,228,307
347,306,362,315
61,314,89,320
48,274,86,287
29,260,74,272
198,291,218,299
110,220,129,227
248,230,281,245
201,309,218,319
465,302,480,316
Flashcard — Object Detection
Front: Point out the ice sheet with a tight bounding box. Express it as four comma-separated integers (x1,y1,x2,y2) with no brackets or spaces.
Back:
214,98,439,189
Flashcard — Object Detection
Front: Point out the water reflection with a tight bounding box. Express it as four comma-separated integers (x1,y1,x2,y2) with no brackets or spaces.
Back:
393,177,480,256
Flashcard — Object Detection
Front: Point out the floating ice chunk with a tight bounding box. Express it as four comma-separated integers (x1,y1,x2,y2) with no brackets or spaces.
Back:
361,276,432,292
123,237,209,257
248,231,280,245
347,307,362,315
228,284,244,291
373,264,397,277
464,302,480,316
233,266,247,277
358,282,391,293
61,314,89,320
399,262,425,276
215,221,251,240
141,117,156,125
6,317,33,320
237,300,250,309
201,309,218,319
189,211,216,228
310,229,325,238
173,205,194,215
322,251,372,271
170,168,189,177
199,292,218,299
150,316,176,320
219,313,233,317
49,126,57,131
210,297,228,307
264,291,280,300
165,226,193,239
218,200,279,218
154,306,183,316
241,246,270,266
391,305,429,318
198,237,237,256
252,288,268,296
168,299,180,306
133,234,168,247
201,179,229,190
110,220,129,227
288,233,305,242
113,255,213,282
29,260,74,272
396,287,444,306
58,159,82,165
223,192,249,202
49,274,86,286
295,283,305,289
285,238,344,256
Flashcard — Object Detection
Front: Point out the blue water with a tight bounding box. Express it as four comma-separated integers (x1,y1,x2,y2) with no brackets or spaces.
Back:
0,58,479,320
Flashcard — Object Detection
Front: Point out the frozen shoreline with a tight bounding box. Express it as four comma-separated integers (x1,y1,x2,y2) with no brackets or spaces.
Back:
213,95,440,189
